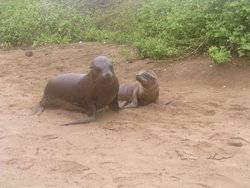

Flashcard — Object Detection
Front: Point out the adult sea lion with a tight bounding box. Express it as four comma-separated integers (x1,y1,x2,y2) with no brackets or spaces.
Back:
118,70,159,108
33,56,120,126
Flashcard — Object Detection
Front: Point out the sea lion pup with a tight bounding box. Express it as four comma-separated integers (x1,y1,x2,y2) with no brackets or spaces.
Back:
33,56,120,126
118,70,159,108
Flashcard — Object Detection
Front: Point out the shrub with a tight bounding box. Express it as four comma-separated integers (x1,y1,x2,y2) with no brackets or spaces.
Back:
118,46,137,61
86,0,249,59
0,0,88,47
206,0,250,57
1,0,249,61
208,46,231,64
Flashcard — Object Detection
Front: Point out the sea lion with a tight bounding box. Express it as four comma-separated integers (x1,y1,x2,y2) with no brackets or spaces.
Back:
118,70,159,108
33,56,120,125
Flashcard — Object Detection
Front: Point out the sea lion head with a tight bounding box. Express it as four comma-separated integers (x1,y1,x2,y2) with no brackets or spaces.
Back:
136,70,157,88
91,56,114,81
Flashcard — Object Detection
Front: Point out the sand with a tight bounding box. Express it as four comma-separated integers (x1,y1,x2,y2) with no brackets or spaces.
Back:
0,42,250,188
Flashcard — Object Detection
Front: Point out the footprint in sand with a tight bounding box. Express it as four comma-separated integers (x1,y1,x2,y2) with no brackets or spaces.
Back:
230,136,250,144
207,148,233,160
6,158,35,170
99,161,123,170
175,150,198,160
229,104,249,111
49,160,90,174
42,134,59,141
207,102,222,108
114,172,161,187
227,136,250,147
81,173,105,187
0,127,7,139
117,184,158,188
227,141,243,147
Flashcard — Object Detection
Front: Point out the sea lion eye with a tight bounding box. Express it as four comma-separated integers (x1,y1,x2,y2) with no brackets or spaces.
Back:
143,73,151,79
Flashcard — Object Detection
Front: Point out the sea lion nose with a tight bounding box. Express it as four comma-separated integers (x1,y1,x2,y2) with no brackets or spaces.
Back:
136,74,141,80
103,72,113,78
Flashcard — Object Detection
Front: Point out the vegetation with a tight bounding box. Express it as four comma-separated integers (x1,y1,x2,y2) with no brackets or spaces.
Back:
118,46,138,62
0,0,88,47
0,0,249,63
208,46,231,64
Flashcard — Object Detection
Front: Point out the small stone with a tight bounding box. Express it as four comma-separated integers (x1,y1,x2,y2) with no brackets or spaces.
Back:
25,51,33,57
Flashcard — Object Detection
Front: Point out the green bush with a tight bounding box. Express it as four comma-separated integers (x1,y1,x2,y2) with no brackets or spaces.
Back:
208,46,231,64
87,0,249,59
118,46,137,61
206,0,250,57
0,0,88,47
0,0,249,61
83,27,116,42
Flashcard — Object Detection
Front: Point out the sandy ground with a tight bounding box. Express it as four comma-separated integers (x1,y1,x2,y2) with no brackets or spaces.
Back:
0,42,250,188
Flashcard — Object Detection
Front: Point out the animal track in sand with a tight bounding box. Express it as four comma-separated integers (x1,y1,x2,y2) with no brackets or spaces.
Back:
99,161,123,170
206,102,222,108
190,182,214,188
42,134,59,141
49,160,90,174
6,158,35,170
175,150,198,160
207,148,233,160
230,137,250,144
81,173,105,186
103,121,139,132
117,184,158,188
227,141,243,147
229,104,249,111
114,172,161,187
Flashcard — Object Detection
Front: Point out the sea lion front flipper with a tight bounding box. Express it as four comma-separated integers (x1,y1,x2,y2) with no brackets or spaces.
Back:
124,90,138,108
61,103,96,126
154,96,159,104
108,95,121,111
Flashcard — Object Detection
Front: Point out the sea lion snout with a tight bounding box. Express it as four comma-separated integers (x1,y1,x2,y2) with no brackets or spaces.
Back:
103,72,113,79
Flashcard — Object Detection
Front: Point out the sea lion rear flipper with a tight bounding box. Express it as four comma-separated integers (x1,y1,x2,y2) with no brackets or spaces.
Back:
61,103,96,126
31,101,45,116
61,116,96,126
121,101,129,108
164,100,173,105
124,103,138,108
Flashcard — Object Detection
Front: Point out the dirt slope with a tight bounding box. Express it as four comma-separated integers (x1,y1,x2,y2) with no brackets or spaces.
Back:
0,42,250,188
